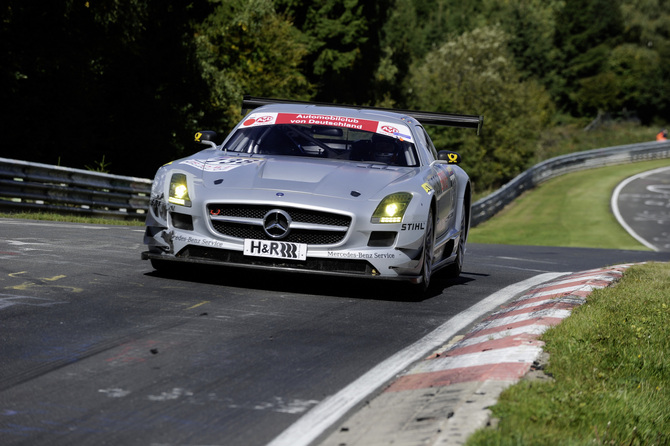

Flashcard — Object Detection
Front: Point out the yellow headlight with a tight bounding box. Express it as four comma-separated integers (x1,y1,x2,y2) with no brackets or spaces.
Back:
174,184,188,199
168,173,191,207
385,203,399,216
371,192,412,223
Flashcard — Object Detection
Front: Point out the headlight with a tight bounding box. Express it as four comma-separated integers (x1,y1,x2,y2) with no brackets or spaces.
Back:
371,192,412,223
168,173,191,207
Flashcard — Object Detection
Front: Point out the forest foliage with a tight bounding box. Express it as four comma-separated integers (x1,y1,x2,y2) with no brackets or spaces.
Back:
1,0,668,191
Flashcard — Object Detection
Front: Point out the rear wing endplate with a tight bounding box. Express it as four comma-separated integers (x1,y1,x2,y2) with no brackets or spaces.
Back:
242,95,483,135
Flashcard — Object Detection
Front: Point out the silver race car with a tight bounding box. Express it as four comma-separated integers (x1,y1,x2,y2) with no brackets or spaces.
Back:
142,97,482,292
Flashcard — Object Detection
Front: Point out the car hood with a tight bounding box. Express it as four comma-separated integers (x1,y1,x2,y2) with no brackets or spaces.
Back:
195,155,415,200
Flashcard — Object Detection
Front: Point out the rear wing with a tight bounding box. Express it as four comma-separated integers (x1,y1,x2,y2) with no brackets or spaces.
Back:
242,95,484,135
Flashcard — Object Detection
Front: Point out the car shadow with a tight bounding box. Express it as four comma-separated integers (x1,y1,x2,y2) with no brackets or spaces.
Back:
145,263,478,302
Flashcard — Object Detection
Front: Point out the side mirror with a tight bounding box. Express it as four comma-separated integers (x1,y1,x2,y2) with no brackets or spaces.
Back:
437,150,462,164
195,130,218,144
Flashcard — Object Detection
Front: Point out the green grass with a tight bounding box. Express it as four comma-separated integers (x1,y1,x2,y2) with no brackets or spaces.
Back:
466,262,670,445
469,159,670,250
0,211,144,226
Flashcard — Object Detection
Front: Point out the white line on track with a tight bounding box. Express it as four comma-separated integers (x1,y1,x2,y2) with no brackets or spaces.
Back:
611,166,670,252
266,271,568,446
495,256,559,265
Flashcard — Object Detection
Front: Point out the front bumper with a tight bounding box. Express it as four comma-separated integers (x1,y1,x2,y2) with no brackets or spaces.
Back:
142,244,423,282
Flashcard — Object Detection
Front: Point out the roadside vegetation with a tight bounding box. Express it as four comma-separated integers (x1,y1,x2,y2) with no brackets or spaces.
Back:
471,120,659,201
465,132,670,444
468,158,670,250
533,120,662,164
2,0,669,194
0,212,144,226
467,261,670,445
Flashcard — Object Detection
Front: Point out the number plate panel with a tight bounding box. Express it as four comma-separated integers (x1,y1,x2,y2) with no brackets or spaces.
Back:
243,239,307,261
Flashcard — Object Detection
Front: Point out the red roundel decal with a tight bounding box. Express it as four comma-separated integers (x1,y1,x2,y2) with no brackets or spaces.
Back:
381,125,398,134
243,115,274,126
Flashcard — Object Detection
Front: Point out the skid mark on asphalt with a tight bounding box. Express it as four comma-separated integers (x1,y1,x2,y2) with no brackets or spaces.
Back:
144,390,319,414
96,385,319,414
148,387,194,401
0,294,67,310
98,388,131,398
4,239,54,253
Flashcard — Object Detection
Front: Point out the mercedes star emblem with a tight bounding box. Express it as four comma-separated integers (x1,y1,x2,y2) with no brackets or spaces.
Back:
262,209,291,239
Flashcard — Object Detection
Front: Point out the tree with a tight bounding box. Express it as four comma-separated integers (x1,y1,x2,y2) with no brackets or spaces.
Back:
274,0,390,104
582,44,662,122
0,0,213,177
490,0,561,83
619,0,670,122
408,26,553,191
552,0,625,115
374,0,490,107
0,0,311,178
195,0,312,132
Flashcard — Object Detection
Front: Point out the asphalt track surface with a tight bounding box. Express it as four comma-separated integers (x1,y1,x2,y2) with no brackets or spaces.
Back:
1,217,669,446
612,165,670,251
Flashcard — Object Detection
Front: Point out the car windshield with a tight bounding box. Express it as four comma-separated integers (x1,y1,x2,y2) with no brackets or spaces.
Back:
221,124,419,167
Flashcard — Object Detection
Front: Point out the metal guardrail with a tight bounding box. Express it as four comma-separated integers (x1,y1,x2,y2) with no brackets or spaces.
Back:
1,140,669,223
0,157,152,220
471,140,670,227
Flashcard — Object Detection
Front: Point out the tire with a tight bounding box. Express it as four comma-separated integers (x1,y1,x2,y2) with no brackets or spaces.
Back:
419,208,435,292
445,208,466,279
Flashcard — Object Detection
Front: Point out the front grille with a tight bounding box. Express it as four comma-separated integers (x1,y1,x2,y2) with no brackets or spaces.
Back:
208,204,351,245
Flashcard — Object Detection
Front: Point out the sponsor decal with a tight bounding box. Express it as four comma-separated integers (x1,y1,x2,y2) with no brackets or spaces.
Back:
274,113,374,131
421,182,433,193
447,166,456,185
181,157,262,172
326,251,396,259
436,166,450,191
242,113,278,127
240,112,413,142
173,234,227,249
401,222,425,231
379,124,412,140
377,122,413,141
244,239,307,261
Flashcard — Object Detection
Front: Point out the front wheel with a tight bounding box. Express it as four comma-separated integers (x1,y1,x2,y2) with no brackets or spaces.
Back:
419,208,435,292
445,208,466,279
